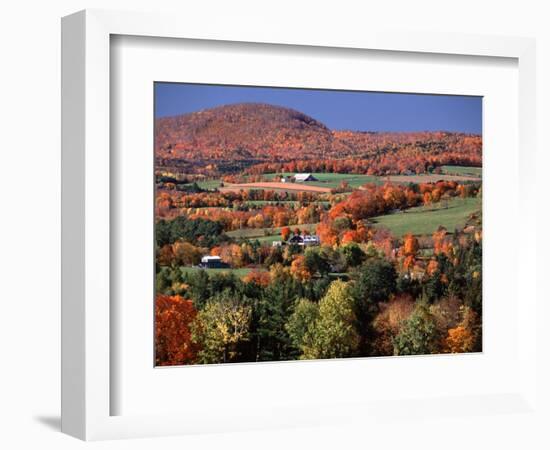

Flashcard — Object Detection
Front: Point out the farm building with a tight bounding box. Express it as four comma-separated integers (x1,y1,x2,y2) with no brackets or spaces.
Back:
294,173,318,182
199,255,229,269
287,234,320,246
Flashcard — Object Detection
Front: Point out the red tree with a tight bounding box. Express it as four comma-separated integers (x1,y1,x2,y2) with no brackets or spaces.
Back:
155,295,199,366
281,226,291,241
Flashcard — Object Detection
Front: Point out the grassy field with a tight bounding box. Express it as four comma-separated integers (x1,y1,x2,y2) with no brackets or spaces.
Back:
220,181,332,194
178,179,223,190
440,165,482,178
260,172,380,189
180,267,254,277
187,169,480,192
383,173,481,184
226,222,319,241
256,235,284,244
256,171,482,188
372,197,481,237
304,173,380,188
193,179,223,190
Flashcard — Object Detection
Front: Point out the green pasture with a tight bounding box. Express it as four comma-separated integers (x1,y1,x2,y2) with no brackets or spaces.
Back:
259,172,380,189
183,168,480,193
372,197,481,237
179,267,254,277
440,165,482,178
306,173,380,188
179,179,222,190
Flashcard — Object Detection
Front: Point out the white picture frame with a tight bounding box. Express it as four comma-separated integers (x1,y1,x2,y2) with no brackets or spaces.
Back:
61,9,538,441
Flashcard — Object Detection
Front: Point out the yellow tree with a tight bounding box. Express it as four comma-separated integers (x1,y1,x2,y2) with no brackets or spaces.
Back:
172,241,202,266
191,298,252,364
443,306,481,353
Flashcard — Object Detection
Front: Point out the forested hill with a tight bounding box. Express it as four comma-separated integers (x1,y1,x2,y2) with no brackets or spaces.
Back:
155,103,482,174
155,103,332,160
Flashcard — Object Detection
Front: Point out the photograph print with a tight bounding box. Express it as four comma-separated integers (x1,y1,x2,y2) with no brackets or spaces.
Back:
154,83,482,366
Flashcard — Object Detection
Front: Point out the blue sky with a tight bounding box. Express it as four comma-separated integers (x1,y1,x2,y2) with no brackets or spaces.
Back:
155,83,482,134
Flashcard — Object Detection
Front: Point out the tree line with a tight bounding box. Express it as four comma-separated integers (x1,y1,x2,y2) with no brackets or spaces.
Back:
156,232,482,365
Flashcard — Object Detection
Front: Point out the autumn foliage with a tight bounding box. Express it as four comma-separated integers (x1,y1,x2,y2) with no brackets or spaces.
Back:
290,255,312,282
154,102,483,365
155,104,481,180
242,270,271,287
155,295,199,366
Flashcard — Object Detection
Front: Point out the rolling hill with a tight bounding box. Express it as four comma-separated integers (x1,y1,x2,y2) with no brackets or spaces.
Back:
155,103,482,175
155,103,334,161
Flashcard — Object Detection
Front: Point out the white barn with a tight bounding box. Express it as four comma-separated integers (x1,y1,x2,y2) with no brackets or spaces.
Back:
287,234,320,246
199,255,229,269
294,173,318,182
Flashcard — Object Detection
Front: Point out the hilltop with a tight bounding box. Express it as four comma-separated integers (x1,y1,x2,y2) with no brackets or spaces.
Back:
155,103,333,161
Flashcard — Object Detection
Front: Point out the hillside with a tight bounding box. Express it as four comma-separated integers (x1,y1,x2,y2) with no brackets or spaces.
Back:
155,103,482,176
155,103,334,161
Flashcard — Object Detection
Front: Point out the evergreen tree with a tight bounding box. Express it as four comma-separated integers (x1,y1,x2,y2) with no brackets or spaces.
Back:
351,258,397,353
255,273,301,361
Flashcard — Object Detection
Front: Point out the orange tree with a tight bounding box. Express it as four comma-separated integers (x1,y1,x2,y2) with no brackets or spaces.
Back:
155,294,199,366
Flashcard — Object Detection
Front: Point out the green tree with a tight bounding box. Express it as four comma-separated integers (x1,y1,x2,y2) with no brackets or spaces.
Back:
393,300,439,355
255,279,299,361
304,247,330,276
155,220,173,248
301,280,360,359
319,246,347,273
341,243,366,268
351,258,397,353
286,298,319,351
185,269,211,308
156,216,228,248
352,258,397,304
156,266,172,294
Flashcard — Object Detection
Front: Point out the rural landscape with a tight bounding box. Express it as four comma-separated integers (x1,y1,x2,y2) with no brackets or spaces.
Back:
154,86,482,366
